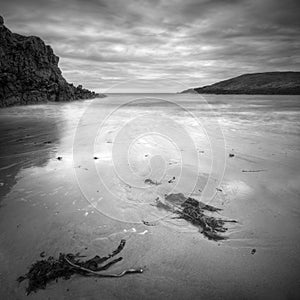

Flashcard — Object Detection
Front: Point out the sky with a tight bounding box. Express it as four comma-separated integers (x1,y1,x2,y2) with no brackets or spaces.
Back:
2,0,300,93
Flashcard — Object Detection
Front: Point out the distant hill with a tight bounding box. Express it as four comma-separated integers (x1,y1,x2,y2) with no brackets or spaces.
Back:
181,72,300,95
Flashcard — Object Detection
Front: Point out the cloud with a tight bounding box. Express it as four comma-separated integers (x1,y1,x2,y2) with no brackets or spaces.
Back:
2,0,300,92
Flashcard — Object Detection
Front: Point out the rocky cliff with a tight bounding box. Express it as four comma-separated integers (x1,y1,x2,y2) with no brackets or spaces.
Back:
0,16,103,107
181,72,300,95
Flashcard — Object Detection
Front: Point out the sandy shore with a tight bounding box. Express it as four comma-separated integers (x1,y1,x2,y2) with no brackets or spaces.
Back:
0,94,299,299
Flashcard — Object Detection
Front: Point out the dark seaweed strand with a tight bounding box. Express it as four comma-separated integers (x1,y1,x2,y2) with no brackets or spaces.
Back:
16,239,133,295
17,255,76,295
76,239,126,269
87,257,123,272
163,196,234,241
178,202,228,240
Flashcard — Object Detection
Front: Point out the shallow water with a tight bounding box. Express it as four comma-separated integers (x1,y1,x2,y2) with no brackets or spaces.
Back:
0,94,299,299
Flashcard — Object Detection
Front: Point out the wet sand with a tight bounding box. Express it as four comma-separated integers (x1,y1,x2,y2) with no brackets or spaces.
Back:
0,95,299,299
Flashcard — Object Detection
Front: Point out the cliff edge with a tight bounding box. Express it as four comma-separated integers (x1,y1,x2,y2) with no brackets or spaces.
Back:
0,16,104,107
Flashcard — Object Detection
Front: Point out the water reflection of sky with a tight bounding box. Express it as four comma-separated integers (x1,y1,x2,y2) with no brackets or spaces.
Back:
1,94,300,202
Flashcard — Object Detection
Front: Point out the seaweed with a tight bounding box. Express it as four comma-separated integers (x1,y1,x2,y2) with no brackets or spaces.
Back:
168,176,176,183
155,193,236,241
17,239,143,295
142,220,158,226
144,178,161,185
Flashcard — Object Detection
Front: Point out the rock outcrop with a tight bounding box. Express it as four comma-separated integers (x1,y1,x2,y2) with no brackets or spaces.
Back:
0,16,104,107
181,72,300,95
180,88,198,94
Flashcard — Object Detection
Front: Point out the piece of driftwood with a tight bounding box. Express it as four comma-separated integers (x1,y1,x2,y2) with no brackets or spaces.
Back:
242,169,266,172
154,193,237,241
17,239,143,295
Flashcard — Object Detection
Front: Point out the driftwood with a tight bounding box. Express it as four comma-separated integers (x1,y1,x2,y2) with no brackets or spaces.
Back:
242,169,266,173
17,239,143,295
154,193,236,241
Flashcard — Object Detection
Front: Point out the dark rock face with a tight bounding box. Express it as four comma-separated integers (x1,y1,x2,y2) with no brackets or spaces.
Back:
0,16,103,107
180,88,198,94
181,72,300,95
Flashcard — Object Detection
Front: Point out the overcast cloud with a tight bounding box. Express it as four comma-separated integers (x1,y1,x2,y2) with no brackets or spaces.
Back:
2,0,300,92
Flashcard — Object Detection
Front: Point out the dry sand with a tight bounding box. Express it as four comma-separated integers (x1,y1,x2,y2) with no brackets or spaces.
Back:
0,94,299,299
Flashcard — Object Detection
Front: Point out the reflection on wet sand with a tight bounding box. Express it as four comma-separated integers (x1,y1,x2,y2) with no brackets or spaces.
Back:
0,111,60,200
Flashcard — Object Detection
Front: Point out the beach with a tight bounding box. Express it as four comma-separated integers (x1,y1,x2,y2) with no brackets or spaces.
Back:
0,94,299,299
